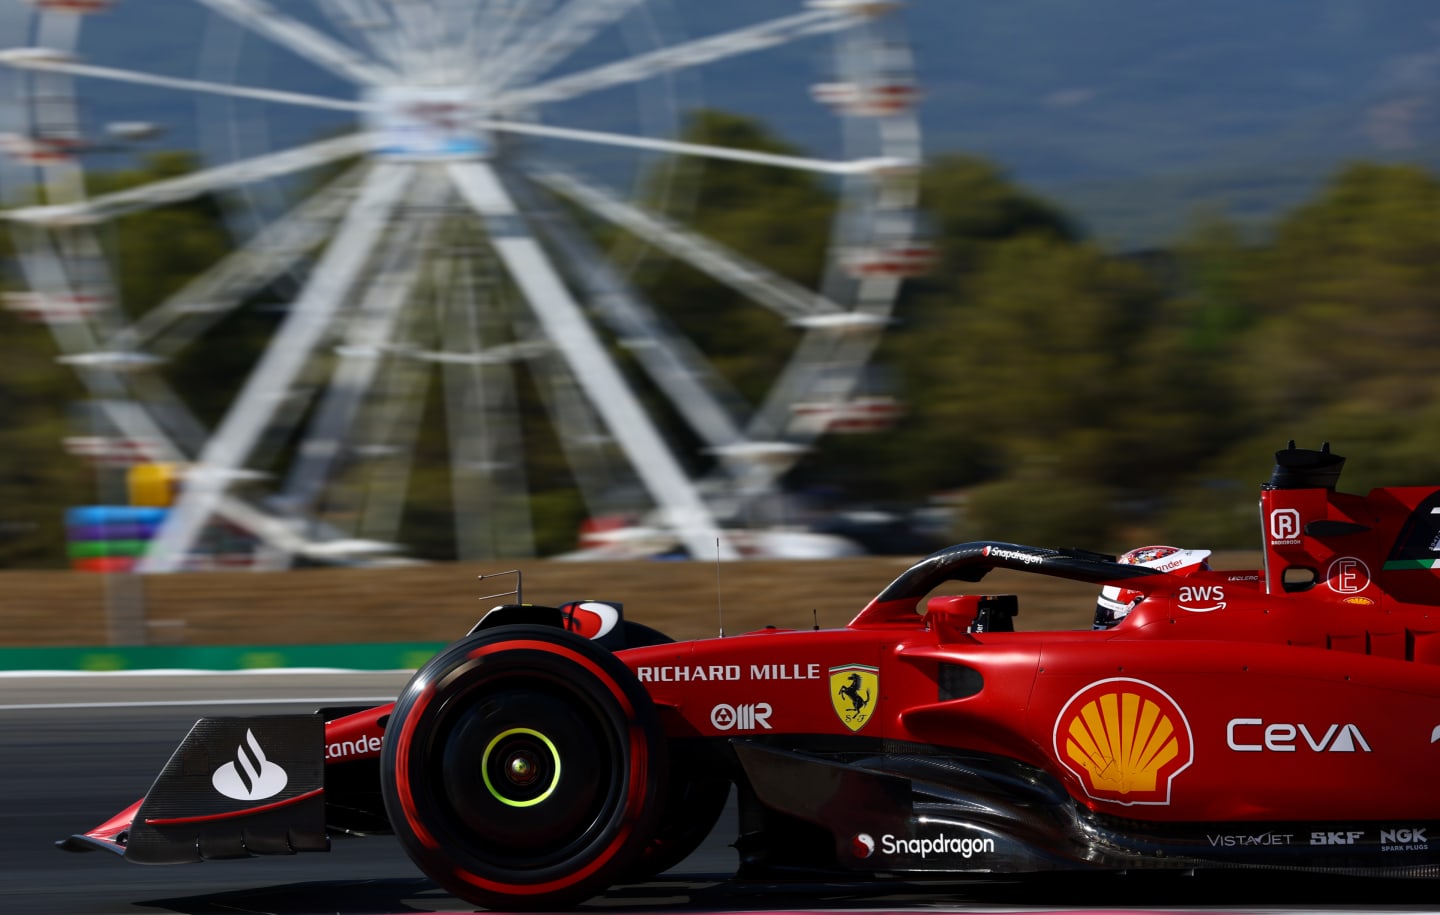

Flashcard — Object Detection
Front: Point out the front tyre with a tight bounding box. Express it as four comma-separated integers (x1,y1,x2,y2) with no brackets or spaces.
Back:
380,625,667,910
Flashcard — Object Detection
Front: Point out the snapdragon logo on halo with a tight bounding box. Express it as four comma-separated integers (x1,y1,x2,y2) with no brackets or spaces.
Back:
981,545,1043,566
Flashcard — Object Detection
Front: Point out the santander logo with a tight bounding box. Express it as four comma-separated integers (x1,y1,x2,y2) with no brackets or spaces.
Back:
212,729,288,801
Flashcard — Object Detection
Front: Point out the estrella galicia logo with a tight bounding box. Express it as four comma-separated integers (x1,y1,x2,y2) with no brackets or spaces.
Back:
212,728,288,801
559,600,620,640
830,663,878,732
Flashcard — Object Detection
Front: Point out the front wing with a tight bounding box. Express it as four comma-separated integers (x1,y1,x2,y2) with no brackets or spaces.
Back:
60,715,328,863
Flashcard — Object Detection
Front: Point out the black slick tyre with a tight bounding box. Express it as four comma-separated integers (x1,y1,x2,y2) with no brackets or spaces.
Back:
614,621,731,881
380,625,667,910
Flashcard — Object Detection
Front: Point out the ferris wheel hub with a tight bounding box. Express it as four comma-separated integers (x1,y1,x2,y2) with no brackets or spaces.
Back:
806,0,902,17
365,86,491,161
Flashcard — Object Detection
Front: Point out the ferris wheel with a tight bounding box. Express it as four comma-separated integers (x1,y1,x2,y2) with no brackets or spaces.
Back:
0,0,927,569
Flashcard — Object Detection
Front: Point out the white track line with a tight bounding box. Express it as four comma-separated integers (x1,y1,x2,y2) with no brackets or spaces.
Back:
0,696,395,712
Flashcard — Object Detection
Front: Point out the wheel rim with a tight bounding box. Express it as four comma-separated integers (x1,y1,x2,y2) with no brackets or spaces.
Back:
481,727,561,808
436,680,619,860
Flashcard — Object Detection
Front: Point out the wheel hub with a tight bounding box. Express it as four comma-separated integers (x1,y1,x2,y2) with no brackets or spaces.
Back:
439,683,611,855
482,727,561,807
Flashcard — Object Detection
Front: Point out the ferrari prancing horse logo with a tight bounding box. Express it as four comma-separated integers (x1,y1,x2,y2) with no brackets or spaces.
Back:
830,663,878,732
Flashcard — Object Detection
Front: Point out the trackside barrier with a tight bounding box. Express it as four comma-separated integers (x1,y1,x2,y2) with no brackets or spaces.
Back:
0,641,447,672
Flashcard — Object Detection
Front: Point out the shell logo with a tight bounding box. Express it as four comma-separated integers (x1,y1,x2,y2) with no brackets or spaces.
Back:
1053,678,1193,806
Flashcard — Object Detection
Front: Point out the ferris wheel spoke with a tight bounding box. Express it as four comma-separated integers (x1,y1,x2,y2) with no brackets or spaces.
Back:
12,224,127,393
14,227,220,467
481,0,647,92
3,132,375,225
440,259,537,559
528,349,637,523
313,0,406,72
51,222,123,334
279,178,441,518
140,161,414,573
0,52,369,113
190,0,394,86
480,116,905,175
494,5,867,110
463,0,550,85
350,304,433,546
533,338,683,538
529,163,844,324
750,324,886,444
512,170,748,457
476,262,637,528
117,372,209,456
207,498,317,559
39,354,312,554
446,158,739,560
281,168,448,511
108,162,367,357
379,0,451,82
33,6,82,49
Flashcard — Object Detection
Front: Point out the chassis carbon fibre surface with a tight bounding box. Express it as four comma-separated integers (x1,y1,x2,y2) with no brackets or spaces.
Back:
724,738,1440,878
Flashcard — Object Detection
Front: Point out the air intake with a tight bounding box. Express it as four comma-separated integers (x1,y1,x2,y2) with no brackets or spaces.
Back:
1267,441,1345,491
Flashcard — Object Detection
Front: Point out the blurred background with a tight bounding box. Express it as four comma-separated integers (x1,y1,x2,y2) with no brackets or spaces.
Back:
4,0,1440,583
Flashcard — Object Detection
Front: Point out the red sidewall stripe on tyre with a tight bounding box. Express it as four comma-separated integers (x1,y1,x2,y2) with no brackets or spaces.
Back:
392,637,650,895
393,685,439,849
465,639,637,718
451,639,647,895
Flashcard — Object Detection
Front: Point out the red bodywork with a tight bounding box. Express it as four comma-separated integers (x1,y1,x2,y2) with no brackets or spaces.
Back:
616,452,1440,826
66,443,1440,880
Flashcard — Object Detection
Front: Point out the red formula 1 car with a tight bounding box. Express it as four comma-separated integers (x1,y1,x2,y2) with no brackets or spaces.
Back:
61,443,1440,909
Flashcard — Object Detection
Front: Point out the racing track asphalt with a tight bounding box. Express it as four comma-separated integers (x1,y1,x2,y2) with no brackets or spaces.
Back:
3,672,1439,915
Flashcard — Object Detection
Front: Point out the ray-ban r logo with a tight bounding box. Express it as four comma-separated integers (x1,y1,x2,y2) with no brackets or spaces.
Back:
1270,509,1300,541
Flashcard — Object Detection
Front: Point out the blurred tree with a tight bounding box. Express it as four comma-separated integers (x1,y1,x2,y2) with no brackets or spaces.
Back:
11,139,1440,565
99,152,271,428
633,110,833,407
811,157,1080,504
0,307,89,568
914,153,1077,281
0,153,240,568
1238,163,1440,431
873,159,1257,549
93,152,230,316
1248,167,1440,508
1162,163,1440,544
878,156,1149,481
905,233,1165,542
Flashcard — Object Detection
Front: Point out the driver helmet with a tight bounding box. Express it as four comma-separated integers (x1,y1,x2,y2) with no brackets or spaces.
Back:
1093,545,1212,630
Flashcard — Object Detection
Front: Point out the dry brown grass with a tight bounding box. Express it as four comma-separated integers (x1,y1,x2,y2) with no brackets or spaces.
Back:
0,551,1263,647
